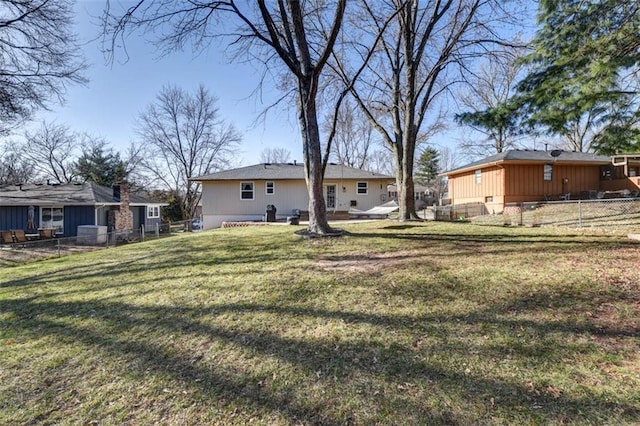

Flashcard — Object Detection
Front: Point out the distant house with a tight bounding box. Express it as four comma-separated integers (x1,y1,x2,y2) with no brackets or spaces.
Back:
0,182,165,237
387,183,438,209
442,150,640,214
192,162,395,229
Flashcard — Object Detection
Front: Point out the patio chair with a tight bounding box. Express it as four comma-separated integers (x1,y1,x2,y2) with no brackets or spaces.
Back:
39,228,54,239
1,231,15,244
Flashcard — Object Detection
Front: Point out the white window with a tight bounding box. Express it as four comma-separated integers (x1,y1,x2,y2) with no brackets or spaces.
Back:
147,206,160,218
543,164,553,181
40,206,64,234
357,182,368,195
241,182,254,200
266,181,275,195
475,170,482,184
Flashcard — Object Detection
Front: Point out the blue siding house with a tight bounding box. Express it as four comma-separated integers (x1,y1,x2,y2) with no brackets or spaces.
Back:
0,183,165,237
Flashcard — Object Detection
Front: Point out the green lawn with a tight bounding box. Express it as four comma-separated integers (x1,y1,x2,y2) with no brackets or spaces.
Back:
1,222,639,425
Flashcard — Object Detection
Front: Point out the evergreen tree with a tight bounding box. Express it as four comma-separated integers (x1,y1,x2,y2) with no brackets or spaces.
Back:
75,141,127,187
517,0,640,153
415,147,440,186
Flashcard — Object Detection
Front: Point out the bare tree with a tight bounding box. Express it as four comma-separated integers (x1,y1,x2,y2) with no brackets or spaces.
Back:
136,84,241,220
434,145,460,198
18,121,80,183
437,145,460,175
259,147,292,163
333,0,517,220
368,148,396,176
456,46,529,157
322,98,376,169
0,148,34,185
0,0,87,134
101,0,347,235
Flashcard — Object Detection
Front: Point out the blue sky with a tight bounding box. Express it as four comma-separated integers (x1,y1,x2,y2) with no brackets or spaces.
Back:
31,1,537,170
35,1,303,166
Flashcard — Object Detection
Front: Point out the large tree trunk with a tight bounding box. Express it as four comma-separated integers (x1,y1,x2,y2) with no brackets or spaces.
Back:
298,76,333,234
392,131,420,221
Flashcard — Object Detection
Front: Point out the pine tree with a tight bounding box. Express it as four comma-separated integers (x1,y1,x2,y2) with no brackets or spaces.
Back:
518,0,640,153
76,143,127,187
415,147,440,186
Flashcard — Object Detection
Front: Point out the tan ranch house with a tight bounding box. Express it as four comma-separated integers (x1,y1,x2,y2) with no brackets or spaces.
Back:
442,149,640,214
193,162,395,229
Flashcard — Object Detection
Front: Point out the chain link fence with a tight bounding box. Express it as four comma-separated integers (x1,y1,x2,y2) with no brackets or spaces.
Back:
432,203,488,221
467,198,640,229
0,219,199,266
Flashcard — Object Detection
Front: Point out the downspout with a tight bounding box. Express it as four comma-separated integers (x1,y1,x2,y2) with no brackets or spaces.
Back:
495,163,505,211
95,204,106,226
338,164,343,214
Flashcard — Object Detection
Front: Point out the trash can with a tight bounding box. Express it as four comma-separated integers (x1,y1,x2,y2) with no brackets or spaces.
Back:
286,216,299,225
266,204,277,222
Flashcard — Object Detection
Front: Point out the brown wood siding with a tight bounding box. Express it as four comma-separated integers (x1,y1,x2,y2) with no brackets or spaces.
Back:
503,164,601,203
600,177,640,191
448,162,614,213
449,165,504,205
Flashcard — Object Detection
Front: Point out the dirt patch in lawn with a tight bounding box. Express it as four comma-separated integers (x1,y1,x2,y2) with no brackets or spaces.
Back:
315,250,419,273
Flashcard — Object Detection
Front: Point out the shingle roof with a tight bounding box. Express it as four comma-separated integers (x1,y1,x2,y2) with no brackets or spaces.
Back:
0,182,161,206
444,150,611,176
193,163,395,181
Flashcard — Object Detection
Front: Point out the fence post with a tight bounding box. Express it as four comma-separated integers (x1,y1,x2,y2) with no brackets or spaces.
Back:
520,202,523,226
155,222,160,238
57,239,61,257
578,200,582,227
140,224,145,242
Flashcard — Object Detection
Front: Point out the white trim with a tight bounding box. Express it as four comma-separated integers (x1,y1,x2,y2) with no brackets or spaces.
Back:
147,205,160,218
356,181,368,195
265,181,275,195
240,181,255,200
40,205,64,234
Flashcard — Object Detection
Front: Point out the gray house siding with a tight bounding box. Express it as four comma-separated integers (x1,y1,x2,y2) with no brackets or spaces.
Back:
145,216,161,230
130,206,161,231
132,206,143,231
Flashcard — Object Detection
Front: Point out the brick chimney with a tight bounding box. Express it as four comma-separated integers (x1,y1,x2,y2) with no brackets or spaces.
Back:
108,183,133,234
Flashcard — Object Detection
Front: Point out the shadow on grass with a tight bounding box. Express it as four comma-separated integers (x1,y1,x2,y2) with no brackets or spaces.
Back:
0,234,310,290
1,290,638,424
2,223,633,291
1,224,638,422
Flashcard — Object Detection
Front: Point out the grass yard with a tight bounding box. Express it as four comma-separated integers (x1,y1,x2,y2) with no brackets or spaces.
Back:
1,221,639,425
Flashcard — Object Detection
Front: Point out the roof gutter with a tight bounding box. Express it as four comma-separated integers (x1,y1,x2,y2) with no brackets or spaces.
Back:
440,160,505,177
